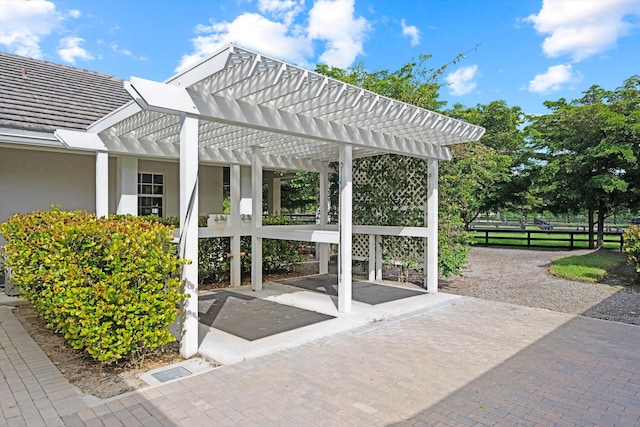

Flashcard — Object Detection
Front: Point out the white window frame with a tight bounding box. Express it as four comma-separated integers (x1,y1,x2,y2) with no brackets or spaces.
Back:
138,172,164,217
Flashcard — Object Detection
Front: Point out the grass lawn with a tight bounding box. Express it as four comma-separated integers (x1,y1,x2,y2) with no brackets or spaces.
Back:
549,250,628,283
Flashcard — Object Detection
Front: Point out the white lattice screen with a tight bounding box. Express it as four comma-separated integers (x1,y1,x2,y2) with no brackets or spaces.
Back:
351,154,429,274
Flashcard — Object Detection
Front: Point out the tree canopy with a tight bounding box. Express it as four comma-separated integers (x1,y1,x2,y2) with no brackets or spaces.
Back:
526,76,640,247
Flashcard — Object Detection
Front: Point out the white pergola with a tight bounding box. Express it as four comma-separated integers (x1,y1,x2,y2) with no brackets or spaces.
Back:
55,44,484,358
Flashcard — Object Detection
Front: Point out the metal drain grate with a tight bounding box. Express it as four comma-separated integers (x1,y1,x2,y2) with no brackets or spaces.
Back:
151,366,192,383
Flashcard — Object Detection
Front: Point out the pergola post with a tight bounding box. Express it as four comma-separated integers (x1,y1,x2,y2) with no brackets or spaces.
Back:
95,150,109,218
116,156,138,215
318,163,330,275
338,144,352,313
230,164,242,287
251,146,263,291
179,114,199,358
267,175,281,216
426,158,438,292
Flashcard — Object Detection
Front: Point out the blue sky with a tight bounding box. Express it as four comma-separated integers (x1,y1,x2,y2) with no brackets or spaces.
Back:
1,0,639,115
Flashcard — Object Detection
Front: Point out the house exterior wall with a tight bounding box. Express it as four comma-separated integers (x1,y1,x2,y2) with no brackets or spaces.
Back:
1,146,224,227
0,146,96,224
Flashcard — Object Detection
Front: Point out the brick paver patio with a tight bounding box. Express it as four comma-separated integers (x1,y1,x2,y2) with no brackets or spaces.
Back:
1,296,639,426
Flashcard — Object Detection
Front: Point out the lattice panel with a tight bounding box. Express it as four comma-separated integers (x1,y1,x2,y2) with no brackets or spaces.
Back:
352,234,369,260
352,154,429,273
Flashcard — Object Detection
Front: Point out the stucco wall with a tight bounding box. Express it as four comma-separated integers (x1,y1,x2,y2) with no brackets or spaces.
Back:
0,147,225,224
0,146,96,223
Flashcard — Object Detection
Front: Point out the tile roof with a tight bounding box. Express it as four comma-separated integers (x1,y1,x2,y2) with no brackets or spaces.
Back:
0,52,131,133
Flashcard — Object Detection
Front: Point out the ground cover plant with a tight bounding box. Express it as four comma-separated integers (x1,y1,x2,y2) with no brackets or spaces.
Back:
549,250,627,282
0,208,186,363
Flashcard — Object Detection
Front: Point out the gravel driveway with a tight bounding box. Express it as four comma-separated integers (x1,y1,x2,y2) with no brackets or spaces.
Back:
440,247,640,325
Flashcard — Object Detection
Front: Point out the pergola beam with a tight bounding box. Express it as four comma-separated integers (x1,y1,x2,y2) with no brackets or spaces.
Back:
125,77,454,161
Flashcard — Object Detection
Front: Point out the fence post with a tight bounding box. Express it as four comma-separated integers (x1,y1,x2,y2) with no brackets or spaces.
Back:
527,231,531,247
485,230,489,247
570,233,574,250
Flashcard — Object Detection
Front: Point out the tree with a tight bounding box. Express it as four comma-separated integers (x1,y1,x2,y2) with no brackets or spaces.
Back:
527,76,640,248
443,101,528,227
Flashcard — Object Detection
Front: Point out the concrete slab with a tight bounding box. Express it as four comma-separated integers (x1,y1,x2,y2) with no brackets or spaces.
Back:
279,274,427,305
198,290,335,341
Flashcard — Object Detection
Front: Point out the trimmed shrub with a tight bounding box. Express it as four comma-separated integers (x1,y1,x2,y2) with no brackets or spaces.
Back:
623,225,640,280
0,208,185,363
150,215,306,283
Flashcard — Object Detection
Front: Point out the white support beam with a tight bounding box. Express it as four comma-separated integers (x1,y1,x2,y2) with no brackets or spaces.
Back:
55,129,107,151
116,156,138,215
251,146,263,291
230,164,242,287
178,114,199,358
95,151,109,218
318,164,329,275
426,159,438,293
125,77,454,160
338,144,352,313
98,132,324,172
190,93,454,160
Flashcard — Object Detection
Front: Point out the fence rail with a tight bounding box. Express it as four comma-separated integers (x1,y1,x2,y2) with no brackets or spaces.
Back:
471,229,624,251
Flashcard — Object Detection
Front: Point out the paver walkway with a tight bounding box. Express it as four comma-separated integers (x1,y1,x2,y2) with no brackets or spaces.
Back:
2,296,639,426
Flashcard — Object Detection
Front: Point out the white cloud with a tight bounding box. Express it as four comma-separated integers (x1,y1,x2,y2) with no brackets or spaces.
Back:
57,36,93,64
109,43,147,61
400,19,420,46
307,0,370,68
258,0,303,25
528,64,581,93
445,65,479,96
178,0,371,72
0,0,62,59
69,9,81,19
525,0,640,61
176,12,312,72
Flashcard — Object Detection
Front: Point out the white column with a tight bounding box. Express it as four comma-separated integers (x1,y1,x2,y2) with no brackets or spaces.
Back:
375,235,383,280
267,175,281,216
230,164,242,287
116,156,138,215
239,166,252,215
251,147,263,291
426,158,438,292
95,151,109,218
318,164,329,274
338,144,352,313
178,114,199,358
368,234,376,281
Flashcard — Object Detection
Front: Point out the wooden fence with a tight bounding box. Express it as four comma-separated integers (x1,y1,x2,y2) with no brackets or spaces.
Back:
471,229,624,251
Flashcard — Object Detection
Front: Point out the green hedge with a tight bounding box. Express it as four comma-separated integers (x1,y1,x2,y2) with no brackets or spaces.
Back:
623,225,640,281
0,208,186,363
153,215,306,284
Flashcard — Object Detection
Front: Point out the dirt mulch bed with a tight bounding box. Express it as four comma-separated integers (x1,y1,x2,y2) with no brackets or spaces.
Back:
12,304,184,399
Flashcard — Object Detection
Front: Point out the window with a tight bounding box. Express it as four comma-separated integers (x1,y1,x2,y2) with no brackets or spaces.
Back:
138,173,164,216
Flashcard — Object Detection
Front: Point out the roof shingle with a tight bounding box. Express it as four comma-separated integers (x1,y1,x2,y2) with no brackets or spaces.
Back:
0,52,131,133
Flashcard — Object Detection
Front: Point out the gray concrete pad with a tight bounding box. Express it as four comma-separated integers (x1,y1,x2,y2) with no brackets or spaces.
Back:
198,290,335,341
279,274,426,305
